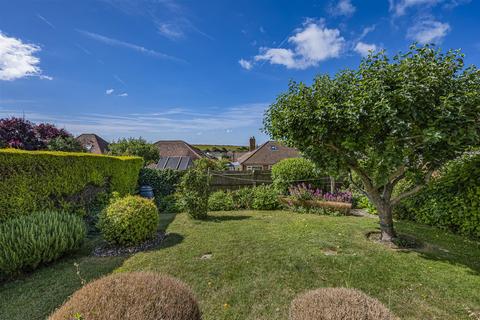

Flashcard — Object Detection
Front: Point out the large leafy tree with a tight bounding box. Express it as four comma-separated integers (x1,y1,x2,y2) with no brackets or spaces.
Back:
264,44,480,241
108,137,159,164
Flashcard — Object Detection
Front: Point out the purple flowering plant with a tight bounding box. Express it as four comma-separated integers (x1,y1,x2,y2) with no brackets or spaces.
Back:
288,183,352,203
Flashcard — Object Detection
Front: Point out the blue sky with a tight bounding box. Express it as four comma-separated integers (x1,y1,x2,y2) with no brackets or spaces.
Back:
0,0,479,145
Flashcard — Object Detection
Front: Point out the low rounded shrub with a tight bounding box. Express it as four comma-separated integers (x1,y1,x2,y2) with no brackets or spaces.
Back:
289,288,397,320
0,211,86,278
97,195,159,246
208,190,235,211
252,185,280,210
49,272,201,320
271,158,320,194
232,187,255,209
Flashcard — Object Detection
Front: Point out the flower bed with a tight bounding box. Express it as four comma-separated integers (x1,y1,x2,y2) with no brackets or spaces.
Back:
279,197,352,215
283,183,353,215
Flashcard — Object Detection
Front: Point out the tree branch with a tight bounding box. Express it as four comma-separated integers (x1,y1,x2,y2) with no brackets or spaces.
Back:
391,168,435,206
348,170,369,197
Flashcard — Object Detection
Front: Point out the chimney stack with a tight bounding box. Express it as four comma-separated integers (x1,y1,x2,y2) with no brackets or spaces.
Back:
249,136,256,151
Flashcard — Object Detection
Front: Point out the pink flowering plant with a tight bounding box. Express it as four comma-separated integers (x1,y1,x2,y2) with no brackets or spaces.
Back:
288,183,352,203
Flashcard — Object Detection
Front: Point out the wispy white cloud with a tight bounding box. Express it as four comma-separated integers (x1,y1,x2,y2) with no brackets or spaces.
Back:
0,103,269,144
407,19,450,43
238,58,253,70
118,92,128,97
0,31,51,81
36,14,55,29
329,0,356,17
156,22,184,40
359,25,376,40
354,42,378,56
106,89,114,95
77,29,186,63
254,20,344,70
389,0,441,16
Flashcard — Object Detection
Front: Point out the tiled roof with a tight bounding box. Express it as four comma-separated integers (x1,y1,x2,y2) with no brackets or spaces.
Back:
76,134,109,154
238,141,299,165
154,140,206,159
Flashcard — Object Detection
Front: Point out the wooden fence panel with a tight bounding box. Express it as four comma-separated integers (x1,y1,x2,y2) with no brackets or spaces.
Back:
209,170,272,191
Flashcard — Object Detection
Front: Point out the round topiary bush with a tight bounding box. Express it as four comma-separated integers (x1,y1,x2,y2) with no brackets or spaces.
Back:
97,195,159,246
289,288,397,320
49,272,201,320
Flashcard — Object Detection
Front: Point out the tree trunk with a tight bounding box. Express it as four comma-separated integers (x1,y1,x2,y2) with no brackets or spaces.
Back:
377,204,396,241
330,176,336,193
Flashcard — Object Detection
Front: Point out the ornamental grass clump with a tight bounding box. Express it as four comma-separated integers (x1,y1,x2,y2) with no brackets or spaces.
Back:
289,288,397,320
0,211,86,278
49,272,201,320
97,195,159,246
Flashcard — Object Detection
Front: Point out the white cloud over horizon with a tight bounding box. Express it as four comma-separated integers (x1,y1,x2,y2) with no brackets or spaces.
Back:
254,20,345,69
0,32,52,81
0,103,270,144
407,19,450,43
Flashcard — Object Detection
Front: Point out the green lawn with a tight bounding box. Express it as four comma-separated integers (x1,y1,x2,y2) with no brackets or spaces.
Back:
1,211,479,320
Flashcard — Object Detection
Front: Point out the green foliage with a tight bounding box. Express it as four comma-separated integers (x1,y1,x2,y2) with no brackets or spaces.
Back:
194,158,229,171
138,168,182,210
0,149,143,222
47,136,86,152
353,194,377,214
232,188,255,210
208,190,235,211
0,211,86,278
264,44,480,236
252,185,280,210
176,169,210,219
97,195,159,246
108,137,159,164
395,153,480,238
271,158,320,194
157,194,181,213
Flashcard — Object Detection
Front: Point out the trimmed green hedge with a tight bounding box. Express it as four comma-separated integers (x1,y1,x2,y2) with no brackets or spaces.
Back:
0,211,86,278
0,149,143,221
395,153,480,238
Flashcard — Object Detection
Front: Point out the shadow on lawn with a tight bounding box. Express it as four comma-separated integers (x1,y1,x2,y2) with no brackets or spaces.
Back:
405,243,480,276
159,232,184,249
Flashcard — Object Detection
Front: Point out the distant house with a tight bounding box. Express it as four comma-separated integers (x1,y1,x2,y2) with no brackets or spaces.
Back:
237,138,300,171
76,134,109,154
152,140,207,170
